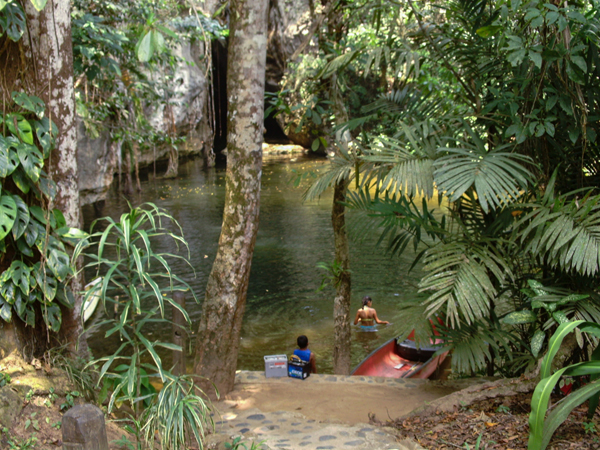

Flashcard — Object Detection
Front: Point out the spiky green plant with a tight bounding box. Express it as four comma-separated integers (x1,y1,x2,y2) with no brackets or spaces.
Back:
142,374,215,450
73,203,212,449
528,321,600,450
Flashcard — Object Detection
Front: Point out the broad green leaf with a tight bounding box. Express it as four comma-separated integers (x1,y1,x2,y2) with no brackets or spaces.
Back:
33,118,57,158
530,15,544,28
546,11,559,25
524,7,540,20
0,136,9,178
541,321,586,379
11,195,28,240
0,1,8,11
42,303,61,332
11,169,30,194
29,205,47,225
502,309,537,325
1,2,26,41
568,129,580,144
16,237,33,257
136,31,153,62
507,48,527,66
14,292,26,317
34,264,57,301
529,365,572,449
156,24,178,39
17,143,43,182
55,227,88,239
28,0,48,12
0,302,12,322
53,209,66,229
38,178,57,200
0,282,14,304
531,329,545,357
6,115,34,145
5,141,20,176
0,194,17,240
23,219,41,247
10,260,29,296
529,50,542,69
151,30,165,54
54,283,73,308
541,380,600,449
11,91,45,118
552,310,569,324
47,249,71,281
311,138,320,151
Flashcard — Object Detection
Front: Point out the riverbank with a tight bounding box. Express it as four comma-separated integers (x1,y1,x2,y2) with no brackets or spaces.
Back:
206,371,490,449
0,351,486,450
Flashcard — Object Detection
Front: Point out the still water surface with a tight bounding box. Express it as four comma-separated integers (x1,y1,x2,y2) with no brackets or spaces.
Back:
84,154,428,373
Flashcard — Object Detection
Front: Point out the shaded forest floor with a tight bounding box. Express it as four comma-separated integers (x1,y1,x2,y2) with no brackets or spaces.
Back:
381,392,600,449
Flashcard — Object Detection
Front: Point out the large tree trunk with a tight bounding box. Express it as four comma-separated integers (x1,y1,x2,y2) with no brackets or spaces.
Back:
1,0,85,356
332,177,352,374
194,0,268,397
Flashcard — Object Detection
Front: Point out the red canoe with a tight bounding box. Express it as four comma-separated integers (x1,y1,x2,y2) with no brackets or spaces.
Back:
351,336,448,379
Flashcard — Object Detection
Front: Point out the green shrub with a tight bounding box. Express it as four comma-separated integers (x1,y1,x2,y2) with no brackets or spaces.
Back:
528,321,600,450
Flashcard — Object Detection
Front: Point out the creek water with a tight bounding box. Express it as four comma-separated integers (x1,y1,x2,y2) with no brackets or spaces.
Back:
83,153,429,374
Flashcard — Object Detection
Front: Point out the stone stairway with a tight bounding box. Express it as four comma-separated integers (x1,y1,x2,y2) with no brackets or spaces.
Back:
205,371,436,450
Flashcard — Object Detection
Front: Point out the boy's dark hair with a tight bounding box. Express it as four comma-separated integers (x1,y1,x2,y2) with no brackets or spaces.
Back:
297,335,308,349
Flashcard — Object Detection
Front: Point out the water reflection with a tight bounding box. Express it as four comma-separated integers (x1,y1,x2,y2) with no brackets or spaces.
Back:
83,154,430,373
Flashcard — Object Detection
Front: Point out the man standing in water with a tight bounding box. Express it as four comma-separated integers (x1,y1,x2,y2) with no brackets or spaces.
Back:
353,296,389,331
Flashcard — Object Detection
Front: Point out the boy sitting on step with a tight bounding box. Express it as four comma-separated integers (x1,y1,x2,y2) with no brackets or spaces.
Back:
293,335,317,374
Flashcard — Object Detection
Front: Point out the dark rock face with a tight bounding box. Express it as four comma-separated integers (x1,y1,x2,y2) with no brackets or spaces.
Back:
76,2,315,205
77,120,116,207
267,0,314,91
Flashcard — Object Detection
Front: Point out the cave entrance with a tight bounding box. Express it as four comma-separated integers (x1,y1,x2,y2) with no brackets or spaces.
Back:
210,41,291,157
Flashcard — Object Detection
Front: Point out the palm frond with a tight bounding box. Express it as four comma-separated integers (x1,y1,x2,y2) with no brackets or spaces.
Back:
319,49,363,79
303,150,355,201
360,124,442,198
345,189,446,257
517,191,600,276
390,297,440,347
435,319,512,374
419,240,511,327
434,141,534,213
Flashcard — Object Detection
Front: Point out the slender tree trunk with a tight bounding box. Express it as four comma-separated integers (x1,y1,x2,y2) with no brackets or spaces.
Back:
22,0,86,355
332,177,352,374
330,73,353,374
194,0,268,397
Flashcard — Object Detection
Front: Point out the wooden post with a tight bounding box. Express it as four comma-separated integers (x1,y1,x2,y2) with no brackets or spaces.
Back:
172,291,187,375
62,404,108,450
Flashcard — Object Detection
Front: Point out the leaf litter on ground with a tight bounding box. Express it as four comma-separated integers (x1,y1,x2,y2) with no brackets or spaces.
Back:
370,391,600,449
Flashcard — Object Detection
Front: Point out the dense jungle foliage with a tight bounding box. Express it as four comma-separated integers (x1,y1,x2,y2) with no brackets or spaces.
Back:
0,0,225,342
2,0,600,447
285,0,600,379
